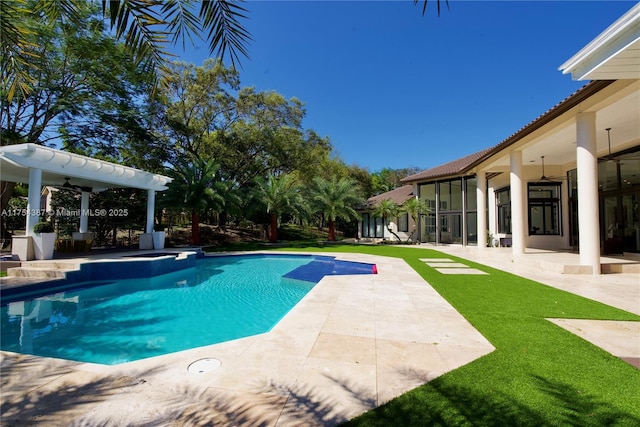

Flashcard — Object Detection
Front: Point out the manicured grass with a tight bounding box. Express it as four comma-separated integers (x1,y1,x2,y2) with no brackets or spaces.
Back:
270,244,640,426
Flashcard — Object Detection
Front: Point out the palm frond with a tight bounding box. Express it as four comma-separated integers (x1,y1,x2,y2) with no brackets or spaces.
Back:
161,0,201,50
104,1,169,63
0,0,38,102
200,0,252,67
413,0,449,17
33,0,82,25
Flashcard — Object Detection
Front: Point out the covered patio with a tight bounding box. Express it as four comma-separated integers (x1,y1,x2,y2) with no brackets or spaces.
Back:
1,143,172,260
401,4,640,275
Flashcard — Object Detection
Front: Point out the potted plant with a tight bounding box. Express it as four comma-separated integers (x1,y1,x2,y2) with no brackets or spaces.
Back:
32,221,57,260
152,224,166,249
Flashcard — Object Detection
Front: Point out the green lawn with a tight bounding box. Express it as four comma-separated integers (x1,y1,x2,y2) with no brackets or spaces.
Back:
266,244,640,426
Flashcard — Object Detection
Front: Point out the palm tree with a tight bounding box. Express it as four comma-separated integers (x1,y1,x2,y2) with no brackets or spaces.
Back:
401,197,430,242
161,157,225,245
310,176,362,241
254,173,307,243
1,0,251,102
373,199,402,242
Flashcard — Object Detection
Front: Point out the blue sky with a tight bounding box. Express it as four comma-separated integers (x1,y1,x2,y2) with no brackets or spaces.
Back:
175,1,637,172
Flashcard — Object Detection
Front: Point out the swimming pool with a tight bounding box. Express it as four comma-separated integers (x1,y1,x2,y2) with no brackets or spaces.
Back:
0,254,376,365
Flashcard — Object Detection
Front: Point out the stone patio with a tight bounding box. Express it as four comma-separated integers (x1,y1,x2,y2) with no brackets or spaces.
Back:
1,252,495,426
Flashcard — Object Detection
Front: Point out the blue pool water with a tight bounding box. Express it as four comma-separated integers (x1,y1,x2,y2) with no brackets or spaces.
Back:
0,254,375,365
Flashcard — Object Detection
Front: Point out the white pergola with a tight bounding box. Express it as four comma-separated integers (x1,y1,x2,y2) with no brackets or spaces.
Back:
0,144,172,238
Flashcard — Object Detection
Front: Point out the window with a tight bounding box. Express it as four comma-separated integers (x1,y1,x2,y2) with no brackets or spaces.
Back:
466,212,477,244
361,213,385,238
496,188,511,234
528,183,561,235
567,169,578,247
421,213,436,243
438,179,463,211
397,213,409,232
465,177,478,245
361,213,370,237
465,177,477,210
374,217,384,237
419,183,436,210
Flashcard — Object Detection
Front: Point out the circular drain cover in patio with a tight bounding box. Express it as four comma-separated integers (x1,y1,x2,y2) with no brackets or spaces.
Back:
188,358,221,374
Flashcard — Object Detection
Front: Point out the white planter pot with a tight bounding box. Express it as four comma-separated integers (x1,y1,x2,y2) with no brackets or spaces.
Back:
11,236,34,261
32,232,57,260
152,231,166,249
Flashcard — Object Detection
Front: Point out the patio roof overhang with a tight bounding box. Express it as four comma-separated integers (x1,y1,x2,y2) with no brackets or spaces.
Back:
0,144,172,191
401,79,640,183
559,3,640,81
474,79,640,173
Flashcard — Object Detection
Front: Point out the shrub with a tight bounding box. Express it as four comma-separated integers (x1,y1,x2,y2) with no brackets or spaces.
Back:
33,221,55,234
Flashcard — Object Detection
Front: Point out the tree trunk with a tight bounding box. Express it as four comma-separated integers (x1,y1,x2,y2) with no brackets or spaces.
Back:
328,219,336,241
269,214,278,243
191,211,200,245
219,211,228,230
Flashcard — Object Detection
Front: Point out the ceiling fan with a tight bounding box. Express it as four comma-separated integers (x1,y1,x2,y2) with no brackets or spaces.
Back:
534,156,566,183
62,177,93,193
601,128,640,163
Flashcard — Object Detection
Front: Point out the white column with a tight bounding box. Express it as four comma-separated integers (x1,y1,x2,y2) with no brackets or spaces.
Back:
435,184,440,245
146,189,155,233
79,191,90,233
476,170,487,249
25,168,42,236
510,151,525,255
462,178,467,246
576,112,601,275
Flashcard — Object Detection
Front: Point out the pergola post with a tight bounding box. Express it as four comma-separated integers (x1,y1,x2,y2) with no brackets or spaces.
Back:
79,191,90,233
26,168,42,236
146,189,155,233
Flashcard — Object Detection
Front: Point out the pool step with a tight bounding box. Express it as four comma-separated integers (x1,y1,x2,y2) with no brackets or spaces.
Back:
7,261,80,279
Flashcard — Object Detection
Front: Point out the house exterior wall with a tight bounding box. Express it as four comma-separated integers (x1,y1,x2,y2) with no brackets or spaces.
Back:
485,164,574,251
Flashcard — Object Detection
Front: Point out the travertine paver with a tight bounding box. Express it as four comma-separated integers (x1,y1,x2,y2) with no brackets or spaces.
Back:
426,262,469,268
436,268,488,275
0,251,495,426
547,319,640,359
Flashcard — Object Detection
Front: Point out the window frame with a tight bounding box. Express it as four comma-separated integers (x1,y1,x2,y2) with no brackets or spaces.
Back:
397,212,409,232
527,182,562,236
495,187,511,234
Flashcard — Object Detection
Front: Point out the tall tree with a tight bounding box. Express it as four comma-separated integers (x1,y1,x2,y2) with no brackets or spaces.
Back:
309,176,362,241
1,2,154,149
254,173,307,243
155,59,333,187
160,157,225,245
157,59,240,163
371,167,422,195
